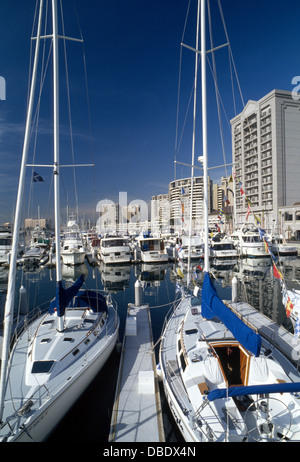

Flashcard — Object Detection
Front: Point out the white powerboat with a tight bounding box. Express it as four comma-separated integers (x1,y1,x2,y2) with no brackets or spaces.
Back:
267,234,298,257
231,224,268,258
0,229,13,267
210,238,238,259
99,236,131,264
135,234,169,263
61,220,86,266
0,0,119,442
176,235,204,262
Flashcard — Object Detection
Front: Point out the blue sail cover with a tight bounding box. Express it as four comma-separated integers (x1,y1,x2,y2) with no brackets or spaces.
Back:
49,274,85,317
201,272,261,357
207,382,300,401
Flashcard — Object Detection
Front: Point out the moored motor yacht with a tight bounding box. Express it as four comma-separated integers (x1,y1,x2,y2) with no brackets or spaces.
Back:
210,238,238,259
176,235,204,262
99,235,131,264
61,220,86,266
135,234,169,263
266,234,298,257
0,228,13,267
231,223,268,258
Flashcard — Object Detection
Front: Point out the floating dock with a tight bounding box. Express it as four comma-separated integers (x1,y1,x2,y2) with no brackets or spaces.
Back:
109,301,165,442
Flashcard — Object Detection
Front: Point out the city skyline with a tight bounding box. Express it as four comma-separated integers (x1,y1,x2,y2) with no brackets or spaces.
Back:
0,0,299,224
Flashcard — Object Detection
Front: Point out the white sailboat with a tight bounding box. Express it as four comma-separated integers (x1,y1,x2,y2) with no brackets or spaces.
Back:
0,0,119,442
159,0,300,442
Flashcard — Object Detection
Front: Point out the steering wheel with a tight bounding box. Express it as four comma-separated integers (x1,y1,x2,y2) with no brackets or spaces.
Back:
244,397,292,441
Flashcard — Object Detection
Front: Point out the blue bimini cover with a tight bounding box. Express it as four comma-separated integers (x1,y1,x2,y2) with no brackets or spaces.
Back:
201,272,261,357
207,382,300,401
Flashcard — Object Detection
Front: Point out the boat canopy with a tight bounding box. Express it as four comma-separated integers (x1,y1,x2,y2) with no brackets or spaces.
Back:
207,382,300,401
201,272,261,357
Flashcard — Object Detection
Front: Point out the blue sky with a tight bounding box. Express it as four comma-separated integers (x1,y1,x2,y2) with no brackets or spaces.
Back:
0,0,299,225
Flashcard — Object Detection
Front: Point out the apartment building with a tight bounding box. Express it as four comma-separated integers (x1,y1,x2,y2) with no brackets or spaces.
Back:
151,194,170,233
168,176,212,232
230,89,300,235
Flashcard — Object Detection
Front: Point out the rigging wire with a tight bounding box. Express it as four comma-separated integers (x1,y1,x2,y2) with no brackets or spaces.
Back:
59,0,79,223
174,0,246,184
207,0,228,178
72,0,97,226
217,0,244,110
175,0,191,180
27,0,51,221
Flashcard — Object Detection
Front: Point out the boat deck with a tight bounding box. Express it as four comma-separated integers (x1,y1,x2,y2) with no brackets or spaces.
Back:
228,300,300,374
109,303,165,442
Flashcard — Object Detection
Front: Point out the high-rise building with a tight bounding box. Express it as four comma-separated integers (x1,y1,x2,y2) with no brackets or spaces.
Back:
230,89,300,232
168,176,212,232
151,194,170,233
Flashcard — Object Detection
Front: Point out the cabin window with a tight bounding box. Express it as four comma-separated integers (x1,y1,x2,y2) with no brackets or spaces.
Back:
72,348,80,356
179,353,187,372
40,338,51,344
32,360,55,374
63,337,74,342
177,340,181,352
185,329,197,335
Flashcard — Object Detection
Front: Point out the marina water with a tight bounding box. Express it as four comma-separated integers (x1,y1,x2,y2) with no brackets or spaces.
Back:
0,254,298,441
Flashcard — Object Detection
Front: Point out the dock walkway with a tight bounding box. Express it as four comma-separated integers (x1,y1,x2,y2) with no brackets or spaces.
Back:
109,303,165,442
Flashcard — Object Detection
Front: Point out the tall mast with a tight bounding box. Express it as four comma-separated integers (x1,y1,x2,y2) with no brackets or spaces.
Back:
0,0,44,421
52,0,63,332
201,0,209,273
188,0,201,270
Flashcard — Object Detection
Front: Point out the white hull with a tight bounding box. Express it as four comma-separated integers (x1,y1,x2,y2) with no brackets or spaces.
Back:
12,334,117,442
135,236,169,263
241,244,268,258
100,251,131,265
61,250,86,266
140,251,169,263
99,238,131,265
0,251,10,266
1,306,119,442
209,242,238,259
272,245,298,257
177,249,204,261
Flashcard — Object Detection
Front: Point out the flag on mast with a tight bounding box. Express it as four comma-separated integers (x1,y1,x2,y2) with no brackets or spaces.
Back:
33,171,44,182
